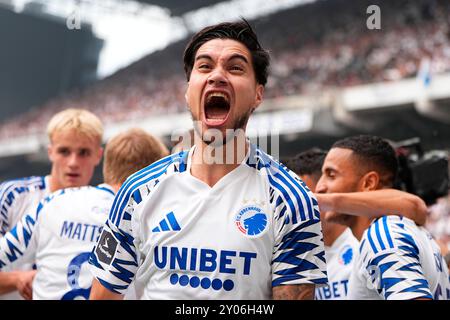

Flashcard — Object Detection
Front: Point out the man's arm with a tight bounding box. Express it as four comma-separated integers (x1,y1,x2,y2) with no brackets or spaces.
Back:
271,175,328,299
89,278,123,300
315,189,427,225
0,270,36,299
272,284,315,300
0,209,40,268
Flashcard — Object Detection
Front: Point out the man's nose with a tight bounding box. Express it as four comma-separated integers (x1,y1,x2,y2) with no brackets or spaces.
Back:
315,178,327,193
207,68,227,86
67,153,79,167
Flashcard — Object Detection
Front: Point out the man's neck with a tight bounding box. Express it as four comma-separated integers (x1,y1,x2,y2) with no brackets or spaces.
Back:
48,175,61,193
323,223,347,247
190,133,248,187
109,183,121,194
350,216,373,241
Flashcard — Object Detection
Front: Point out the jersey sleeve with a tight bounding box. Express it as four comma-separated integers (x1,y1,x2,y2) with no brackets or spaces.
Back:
0,198,42,269
0,181,20,237
88,183,140,295
271,175,328,287
363,234,432,300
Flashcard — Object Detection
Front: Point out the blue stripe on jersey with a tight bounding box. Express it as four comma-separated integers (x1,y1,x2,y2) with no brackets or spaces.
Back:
109,221,137,261
257,150,315,220
396,232,419,257
382,216,395,248
398,279,432,297
279,206,287,222
109,154,176,223
397,262,424,275
273,219,323,286
22,214,36,247
110,152,186,226
132,189,142,204
366,227,379,254
5,237,23,262
0,176,45,223
249,147,316,225
374,219,386,251
97,277,129,295
0,176,45,202
359,239,367,254
95,185,115,196
112,167,168,226
109,155,175,224
110,258,138,284
267,175,300,223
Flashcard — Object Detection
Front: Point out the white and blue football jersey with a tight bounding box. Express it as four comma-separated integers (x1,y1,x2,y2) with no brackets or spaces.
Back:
0,176,50,237
315,228,359,300
0,175,50,299
89,143,328,299
0,185,114,300
348,216,450,300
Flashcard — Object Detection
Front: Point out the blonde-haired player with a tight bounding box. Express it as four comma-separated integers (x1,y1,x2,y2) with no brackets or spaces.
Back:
0,108,103,299
0,128,169,299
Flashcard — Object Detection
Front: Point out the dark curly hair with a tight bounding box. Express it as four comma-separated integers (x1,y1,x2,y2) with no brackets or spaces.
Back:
285,148,327,178
332,135,398,187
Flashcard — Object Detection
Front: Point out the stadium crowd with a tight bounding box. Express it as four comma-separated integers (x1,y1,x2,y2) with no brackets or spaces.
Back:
0,0,449,141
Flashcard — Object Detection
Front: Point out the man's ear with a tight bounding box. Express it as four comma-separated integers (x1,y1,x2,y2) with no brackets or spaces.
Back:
47,144,54,163
253,84,264,112
360,171,380,191
95,147,104,166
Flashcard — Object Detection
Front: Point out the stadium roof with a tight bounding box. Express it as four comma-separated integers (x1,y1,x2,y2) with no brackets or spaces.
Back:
135,0,224,16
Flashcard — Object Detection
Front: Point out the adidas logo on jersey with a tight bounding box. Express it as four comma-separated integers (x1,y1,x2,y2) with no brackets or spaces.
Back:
152,212,181,232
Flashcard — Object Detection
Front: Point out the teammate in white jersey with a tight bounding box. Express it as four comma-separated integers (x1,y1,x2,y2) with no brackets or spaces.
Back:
89,20,328,300
0,128,169,299
286,149,426,300
0,108,104,299
316,135,450,300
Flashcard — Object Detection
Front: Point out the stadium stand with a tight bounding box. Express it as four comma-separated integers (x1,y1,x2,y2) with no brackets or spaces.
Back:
0,0,449,141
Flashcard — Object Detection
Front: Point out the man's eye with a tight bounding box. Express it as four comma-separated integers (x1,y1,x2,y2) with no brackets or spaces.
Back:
79,149,91,157
198,64,211,70
230,65,244,71
58,148,70,156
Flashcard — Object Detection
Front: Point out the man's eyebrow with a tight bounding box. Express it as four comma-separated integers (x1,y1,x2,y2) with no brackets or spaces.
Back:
228,54,248,64
195,54,213,62
323,166,336,173
195,53,249,64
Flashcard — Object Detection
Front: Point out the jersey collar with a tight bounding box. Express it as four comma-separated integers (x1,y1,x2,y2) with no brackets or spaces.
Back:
185,139,252,175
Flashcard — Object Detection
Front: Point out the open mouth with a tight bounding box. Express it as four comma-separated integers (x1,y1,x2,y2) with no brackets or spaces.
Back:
66,173,80,179
204,92,230,125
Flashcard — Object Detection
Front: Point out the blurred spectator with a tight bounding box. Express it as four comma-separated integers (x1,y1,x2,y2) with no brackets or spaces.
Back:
426,194,450,257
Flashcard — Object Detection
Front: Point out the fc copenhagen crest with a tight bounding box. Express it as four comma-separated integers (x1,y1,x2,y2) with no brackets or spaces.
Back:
338,245,354,266
235,205,268,238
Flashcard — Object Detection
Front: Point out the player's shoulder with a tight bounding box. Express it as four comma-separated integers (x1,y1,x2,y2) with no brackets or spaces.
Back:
107,151,189,226
247,144,312,191
40,185,114,211
124,150,188,189
360,215,420,259
246,145,319,222
0,175,46,196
